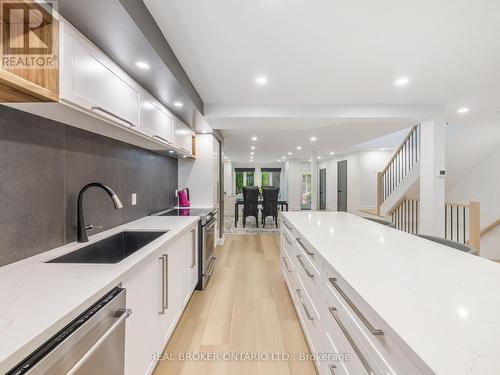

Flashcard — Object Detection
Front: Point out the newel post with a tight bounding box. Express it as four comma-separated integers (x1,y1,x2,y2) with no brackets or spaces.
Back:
376,172,383,216
469,201,481,255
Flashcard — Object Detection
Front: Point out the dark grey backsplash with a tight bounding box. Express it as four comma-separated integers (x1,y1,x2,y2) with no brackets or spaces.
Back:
0,106,178,266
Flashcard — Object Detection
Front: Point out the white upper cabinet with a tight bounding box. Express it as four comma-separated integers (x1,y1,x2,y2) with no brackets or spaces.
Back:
139,94,174,144
174,120,193,154
60,23,140,128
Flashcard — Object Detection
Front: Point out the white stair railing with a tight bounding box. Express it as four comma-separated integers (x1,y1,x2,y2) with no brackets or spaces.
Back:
377,124,420,214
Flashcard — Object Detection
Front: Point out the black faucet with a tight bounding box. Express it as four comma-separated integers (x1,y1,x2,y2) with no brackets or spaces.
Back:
77,183,123,243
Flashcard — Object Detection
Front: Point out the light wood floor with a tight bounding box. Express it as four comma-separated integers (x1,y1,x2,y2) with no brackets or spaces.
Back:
153,234,317,375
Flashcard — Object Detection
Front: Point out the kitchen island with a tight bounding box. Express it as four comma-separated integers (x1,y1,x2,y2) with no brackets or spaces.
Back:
281,211,500,375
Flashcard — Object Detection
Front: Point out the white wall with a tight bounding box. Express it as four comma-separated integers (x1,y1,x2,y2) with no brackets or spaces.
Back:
286,159,302,211
223,161,233,195
447,146,500,259
316,150,392,214
359,151,393,207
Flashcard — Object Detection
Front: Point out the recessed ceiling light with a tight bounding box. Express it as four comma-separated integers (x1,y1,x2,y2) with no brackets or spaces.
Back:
250,152,255,155
251,136,258,141
457,107,470,114
168,150,174,154
308,159,311,162
277,159,281,162
395,77,410,87
135,61,150,70
330,152,335,155
282,156,286,159
174,102,183,108
310,136,317,141
224,156,228,159
288,152,292,155
251,146,256,150
317,156,322,160
201,130,208,134
182,155,187,158
380,148,386,151
297,146,302,150
255,76,267,85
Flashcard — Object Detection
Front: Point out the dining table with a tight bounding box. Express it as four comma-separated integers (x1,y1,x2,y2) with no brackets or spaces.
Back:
234,197,289,227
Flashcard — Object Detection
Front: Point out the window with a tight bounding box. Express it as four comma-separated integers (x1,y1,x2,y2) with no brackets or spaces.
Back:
261,168,281,189
261,171,280,188
235,168,255,194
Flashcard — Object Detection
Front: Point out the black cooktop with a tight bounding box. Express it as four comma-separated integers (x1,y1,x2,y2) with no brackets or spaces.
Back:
154,208,211,217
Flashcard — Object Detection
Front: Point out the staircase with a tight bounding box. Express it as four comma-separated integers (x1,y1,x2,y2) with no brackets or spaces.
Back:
374,124,482,254
377,125,420,216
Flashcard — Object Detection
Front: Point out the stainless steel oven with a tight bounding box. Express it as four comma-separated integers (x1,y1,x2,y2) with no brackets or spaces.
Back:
199,209,217,289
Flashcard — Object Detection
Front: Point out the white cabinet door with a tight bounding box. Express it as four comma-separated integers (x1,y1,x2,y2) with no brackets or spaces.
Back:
139,94,174,144
188,227,199,292
60,23,140,128
159,230,190,341
174,120,193,154
123,257,163,375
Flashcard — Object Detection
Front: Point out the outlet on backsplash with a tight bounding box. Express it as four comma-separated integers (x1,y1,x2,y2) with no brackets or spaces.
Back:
132,194,137,206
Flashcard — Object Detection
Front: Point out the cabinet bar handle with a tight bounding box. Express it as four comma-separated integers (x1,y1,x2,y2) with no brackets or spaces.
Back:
282,257,292,272
296,237,314,256
91,106,135,127
283,221,293,231
153,135,172,144
159,256,165,314
328,364,337,375
283,233,293,245
296,289,315,320
191,229,196,268
329,277,384,336
296,255,315,278
163,254,169,309
329,307,374,375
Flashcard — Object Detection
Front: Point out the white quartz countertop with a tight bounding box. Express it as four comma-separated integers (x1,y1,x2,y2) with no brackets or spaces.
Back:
282,211,500,375
0,215,199,373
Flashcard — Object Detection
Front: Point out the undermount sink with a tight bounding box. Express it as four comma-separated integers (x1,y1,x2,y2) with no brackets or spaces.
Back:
47,231,168,264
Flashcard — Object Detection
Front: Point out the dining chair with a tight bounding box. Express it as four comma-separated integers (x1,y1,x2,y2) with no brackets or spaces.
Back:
242,186,259,228
261,187,280,228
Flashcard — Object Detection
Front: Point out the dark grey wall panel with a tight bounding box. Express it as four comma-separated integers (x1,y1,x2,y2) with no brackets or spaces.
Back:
0,106,177,266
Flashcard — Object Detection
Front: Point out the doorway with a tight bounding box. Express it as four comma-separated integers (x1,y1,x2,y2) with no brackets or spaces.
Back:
337,160,347,212
319,168,326,210
300,173,312,210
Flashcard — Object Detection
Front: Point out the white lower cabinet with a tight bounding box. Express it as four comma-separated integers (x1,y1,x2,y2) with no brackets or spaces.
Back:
122,224,198,375
281,218,426,375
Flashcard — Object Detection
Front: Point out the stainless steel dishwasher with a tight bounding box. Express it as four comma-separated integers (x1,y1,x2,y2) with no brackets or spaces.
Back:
7,287,131,375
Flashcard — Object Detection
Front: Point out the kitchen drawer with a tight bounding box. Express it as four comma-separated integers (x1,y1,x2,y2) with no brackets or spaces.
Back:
282,246,295,274
282,217,295,238
282,255,295,297
282,229,296,257
292,240,322,294
294,234,323,273
319,294,371,375
294,273,324,357
323,265,426,375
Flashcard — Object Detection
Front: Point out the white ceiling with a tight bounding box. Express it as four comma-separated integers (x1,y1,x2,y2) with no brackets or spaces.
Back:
144,0,500,162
